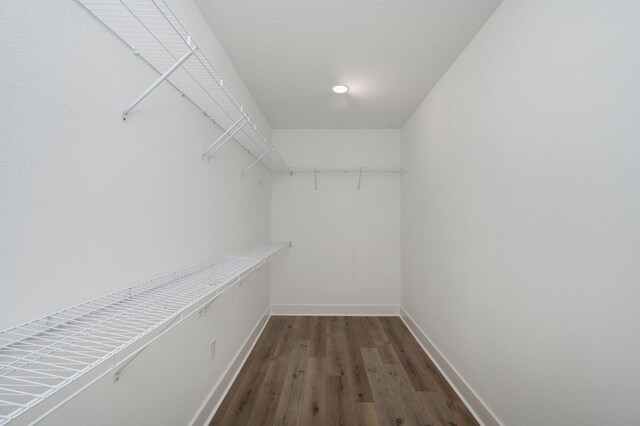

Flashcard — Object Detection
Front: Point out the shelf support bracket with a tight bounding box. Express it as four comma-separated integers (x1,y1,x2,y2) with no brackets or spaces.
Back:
241,148,271,178
314,168,318,192
202,116,248,160
122,37,197,121
357,167,362,191
113,313,182,383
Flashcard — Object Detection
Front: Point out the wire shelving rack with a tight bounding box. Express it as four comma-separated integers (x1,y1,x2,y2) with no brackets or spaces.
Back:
0,242,290,425
74,0,289,174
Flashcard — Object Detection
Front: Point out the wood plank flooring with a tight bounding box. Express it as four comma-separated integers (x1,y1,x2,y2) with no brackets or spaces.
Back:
211,316,478,426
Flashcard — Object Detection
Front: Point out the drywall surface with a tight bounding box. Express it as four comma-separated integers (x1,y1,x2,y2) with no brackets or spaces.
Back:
401,1,640,425
0,0,272,424
271,129,401,309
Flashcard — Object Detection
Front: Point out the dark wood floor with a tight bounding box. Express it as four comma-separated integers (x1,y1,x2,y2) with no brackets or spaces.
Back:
211,316,478,426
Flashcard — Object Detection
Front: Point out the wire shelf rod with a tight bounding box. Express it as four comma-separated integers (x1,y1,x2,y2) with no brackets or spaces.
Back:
283,166,408,173
0,242,290,424
2,265,227,370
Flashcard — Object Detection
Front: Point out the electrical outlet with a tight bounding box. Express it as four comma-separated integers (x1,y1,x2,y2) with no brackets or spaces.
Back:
209,339,216,361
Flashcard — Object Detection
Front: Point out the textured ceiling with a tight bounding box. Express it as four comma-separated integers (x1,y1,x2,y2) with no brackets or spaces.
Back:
195,0,502,128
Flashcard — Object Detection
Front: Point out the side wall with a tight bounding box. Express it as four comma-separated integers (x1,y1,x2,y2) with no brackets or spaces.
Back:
270,129,401,314
0,1,272,424
401,1,640,425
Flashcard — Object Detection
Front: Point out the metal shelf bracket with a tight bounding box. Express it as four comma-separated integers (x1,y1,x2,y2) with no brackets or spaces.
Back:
314,168,318,192
241,148,272,178
202,116,248,161
122,37,197,122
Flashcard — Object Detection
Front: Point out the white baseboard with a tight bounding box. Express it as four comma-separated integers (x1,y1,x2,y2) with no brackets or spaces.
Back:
191,305,499,426
400,308,502,426
270,304,400,316
191,306,271,426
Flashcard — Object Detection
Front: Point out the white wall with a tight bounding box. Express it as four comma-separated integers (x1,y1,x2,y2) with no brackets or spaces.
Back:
401,1,640,425
271,129,401,312
0,0,273,424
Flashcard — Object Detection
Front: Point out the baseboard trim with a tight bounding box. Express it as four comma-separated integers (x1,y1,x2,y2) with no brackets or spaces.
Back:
400,308,502,426
270,304,400,316
192,305,499,426
191,306,271,426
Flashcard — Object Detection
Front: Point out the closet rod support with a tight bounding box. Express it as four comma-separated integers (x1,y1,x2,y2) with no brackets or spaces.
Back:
122,37,196,121
113,313,183,383
202,116,247,160
241,148,271,178
314,168,318,192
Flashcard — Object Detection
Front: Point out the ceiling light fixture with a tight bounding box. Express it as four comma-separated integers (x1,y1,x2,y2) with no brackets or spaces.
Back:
332,85,349,94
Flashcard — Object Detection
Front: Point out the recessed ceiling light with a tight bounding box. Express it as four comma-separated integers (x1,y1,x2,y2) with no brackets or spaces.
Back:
332,85,349,94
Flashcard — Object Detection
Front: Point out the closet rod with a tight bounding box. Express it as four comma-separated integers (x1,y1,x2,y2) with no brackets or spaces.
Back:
283,167,407,173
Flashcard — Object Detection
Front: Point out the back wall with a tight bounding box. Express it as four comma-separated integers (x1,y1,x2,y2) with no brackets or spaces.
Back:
270,129,401,314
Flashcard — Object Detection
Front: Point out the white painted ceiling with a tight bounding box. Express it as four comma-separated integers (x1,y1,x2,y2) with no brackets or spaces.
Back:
195,0,502,128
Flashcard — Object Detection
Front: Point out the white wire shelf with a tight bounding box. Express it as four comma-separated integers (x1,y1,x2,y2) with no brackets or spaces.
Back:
0,242,290,425
74,0,289,174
